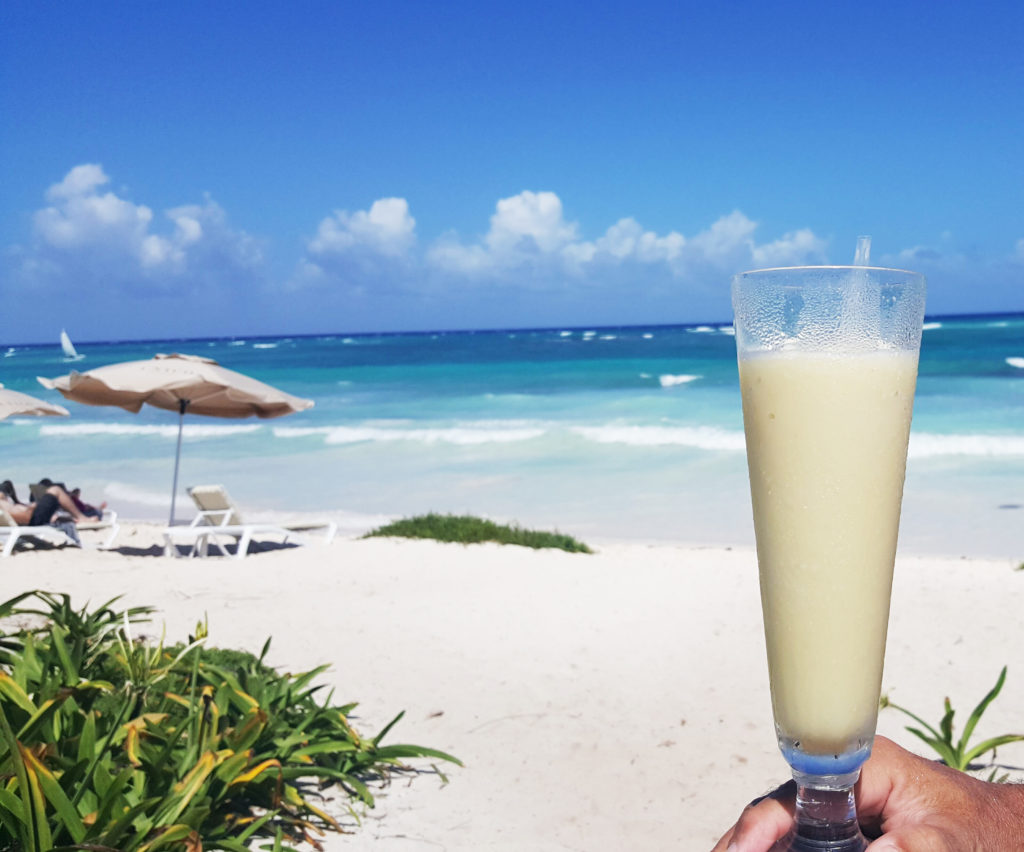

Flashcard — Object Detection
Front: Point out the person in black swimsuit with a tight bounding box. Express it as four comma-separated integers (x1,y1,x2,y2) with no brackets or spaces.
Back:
0,484,87,526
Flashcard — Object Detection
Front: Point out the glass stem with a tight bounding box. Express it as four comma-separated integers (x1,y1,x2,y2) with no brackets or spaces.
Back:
782,770,867,851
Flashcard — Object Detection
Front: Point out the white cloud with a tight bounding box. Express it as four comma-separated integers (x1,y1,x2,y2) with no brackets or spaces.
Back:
426,238,492,274
35,166,157,254
21,164,262,292
426,194,826,280
308,198,416,258
139,233,178,268
686,210,758,264
428,191,578,274
45,163,109,200
486,190,577,253
171,211,203,244
751,227,828,268
564,217,685,266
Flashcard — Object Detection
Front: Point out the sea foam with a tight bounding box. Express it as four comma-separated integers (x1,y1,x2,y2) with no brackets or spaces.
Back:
39,422,262,439
909,432,1024,458
659,374,700,388
274,423,546,445
571,425,745,450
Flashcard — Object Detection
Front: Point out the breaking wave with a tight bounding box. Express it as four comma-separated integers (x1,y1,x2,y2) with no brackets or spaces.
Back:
659,374,700,388
571,425,746,450
274,424,546,445
909,432,1024,458
39,422,262,439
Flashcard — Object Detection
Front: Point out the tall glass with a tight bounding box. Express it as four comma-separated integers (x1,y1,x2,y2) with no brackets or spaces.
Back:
732,266,926,850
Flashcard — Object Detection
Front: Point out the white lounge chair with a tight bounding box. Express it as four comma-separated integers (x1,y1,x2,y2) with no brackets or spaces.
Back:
162,484,337,559
28,483,120,550
0,506,80,557
75,511,121,550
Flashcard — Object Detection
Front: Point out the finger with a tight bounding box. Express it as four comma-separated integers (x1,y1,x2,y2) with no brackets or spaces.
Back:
867,823,951,851
720,782,796,852
853,735,907,821
710,823,736,852
855,733,972,834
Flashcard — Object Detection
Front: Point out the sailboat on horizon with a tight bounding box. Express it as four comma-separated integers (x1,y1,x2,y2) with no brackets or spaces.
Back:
60,329,84,361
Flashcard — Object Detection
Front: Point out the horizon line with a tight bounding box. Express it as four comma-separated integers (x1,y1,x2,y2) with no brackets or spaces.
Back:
5,308,1022,350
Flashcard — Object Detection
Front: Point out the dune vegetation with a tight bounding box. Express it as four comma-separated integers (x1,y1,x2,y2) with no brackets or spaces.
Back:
0,590,459,851
364,513,593,553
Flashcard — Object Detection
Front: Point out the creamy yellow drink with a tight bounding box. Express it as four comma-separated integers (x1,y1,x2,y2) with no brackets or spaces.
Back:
739,349,918,760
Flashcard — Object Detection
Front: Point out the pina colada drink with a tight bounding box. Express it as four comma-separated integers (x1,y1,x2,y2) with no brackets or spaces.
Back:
739,349,918,772
732,264,924,851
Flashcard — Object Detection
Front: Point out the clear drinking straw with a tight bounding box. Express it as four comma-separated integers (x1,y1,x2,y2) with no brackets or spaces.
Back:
854,235,871,266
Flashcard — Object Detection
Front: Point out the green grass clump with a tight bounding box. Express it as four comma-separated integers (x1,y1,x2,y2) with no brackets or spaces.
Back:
364,513,593,553
0,590,460,851
881,666,1024,779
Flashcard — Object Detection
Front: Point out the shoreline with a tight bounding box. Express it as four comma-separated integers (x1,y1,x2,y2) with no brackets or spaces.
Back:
101,498,1024,562
3,526,1022,850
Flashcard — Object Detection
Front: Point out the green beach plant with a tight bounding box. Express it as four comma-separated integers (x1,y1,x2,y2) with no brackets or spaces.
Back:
880,666,1024,774
364,512,593,553
0,590,460,851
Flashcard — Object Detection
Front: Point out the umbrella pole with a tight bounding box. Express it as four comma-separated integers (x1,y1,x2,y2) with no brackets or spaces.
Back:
169,400,188,525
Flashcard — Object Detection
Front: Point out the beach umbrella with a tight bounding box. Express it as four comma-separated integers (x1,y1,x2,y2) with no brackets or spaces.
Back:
38,353,313,524
0,383,70,420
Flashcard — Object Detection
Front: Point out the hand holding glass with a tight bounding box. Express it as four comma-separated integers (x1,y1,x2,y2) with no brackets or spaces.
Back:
731,266,926,851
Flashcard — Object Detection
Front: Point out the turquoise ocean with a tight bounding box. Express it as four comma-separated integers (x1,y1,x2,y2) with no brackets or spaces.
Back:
2,314,1022,557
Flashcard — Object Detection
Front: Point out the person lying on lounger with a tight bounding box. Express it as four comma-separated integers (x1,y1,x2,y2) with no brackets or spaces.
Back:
36,478,106,520
68,487,107,519
1,483,88,526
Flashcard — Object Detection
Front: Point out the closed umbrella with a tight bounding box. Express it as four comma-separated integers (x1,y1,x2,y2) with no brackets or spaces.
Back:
39,353,313,524
0,383,70,420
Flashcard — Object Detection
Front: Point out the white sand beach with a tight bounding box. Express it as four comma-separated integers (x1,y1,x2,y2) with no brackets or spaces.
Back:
3,523,1023,851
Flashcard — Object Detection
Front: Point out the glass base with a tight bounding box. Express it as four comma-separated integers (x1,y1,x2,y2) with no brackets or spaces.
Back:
769,774,867,852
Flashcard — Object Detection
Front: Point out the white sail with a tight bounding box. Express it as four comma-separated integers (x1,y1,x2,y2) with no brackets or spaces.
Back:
60,329,83,360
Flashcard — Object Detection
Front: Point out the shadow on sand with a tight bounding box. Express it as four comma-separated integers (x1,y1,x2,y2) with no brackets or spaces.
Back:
108,540,302,559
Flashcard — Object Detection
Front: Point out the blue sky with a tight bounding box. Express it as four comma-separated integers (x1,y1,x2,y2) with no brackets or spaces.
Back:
2,0,1023,344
